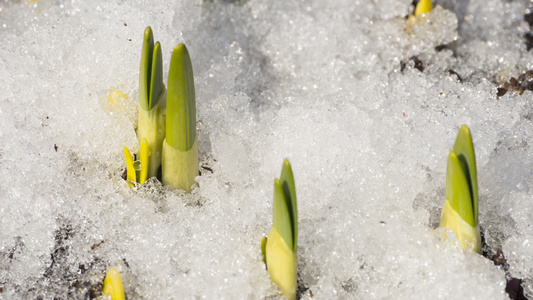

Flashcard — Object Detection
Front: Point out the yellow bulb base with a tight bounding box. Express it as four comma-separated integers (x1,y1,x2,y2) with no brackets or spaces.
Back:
439,199,482,254
265,227,297,300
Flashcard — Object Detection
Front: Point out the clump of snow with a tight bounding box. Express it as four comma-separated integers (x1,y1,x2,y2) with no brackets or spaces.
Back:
1,0,533,299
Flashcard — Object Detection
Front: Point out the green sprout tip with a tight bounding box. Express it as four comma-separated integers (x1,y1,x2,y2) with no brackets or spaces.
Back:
161,43,199,192
137,26,166,179
439,125,481,253
263,159,298,300
165,44,196,151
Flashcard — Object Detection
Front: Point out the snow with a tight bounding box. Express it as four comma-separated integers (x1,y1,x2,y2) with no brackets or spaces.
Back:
0,0,532,299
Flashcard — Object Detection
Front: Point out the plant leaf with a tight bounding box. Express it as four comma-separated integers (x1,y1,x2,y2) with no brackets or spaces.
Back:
272,178,293,251
279,159,297,251
102,267,125,300
166,44,196,151
139,27,154,111
139,138,150,184
123,147,136,187
446,151,475,227
452,125,478,225
148,42,164,110
414,0,432,16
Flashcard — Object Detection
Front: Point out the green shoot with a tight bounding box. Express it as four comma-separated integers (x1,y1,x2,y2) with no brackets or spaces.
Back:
166,44,196,151
273,159,298,251
279,159,298,250
439,125,481,253
264,159,298,300
137,26,166,179
139,27,164,111
446,151,475,227
161,43,198,192
452,125,478,226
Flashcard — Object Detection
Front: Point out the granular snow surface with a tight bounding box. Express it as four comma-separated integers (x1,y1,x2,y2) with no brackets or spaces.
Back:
1,0,533,299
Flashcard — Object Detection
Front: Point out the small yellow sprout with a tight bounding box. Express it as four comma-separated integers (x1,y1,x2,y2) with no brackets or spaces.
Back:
139,137,150,184
123,147,136,189
102,267,125,300
262,159,298,300
123,138,150,190
414,0,432,17
407,0,433,26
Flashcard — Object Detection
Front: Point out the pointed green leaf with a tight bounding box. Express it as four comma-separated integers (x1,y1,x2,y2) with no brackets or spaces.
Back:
279,159,297,251
166,44,196,151
148,42,164,109
452,125,478,224
272,178,293,250
137,28,166,179
139,27,154,111
446,151,476,227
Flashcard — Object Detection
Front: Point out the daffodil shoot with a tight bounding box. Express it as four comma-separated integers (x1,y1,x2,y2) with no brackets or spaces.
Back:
123,146,136,189
407,0,433,27
161,43,199,192
137,26,166,179
439,125,481,253
123,138,150,190
123,28,199,193
139,137,150,184
262,159,298,300
414,0,432,17
102,267,125,300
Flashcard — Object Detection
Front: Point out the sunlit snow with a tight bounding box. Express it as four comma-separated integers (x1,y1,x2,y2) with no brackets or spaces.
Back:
1,0,533,299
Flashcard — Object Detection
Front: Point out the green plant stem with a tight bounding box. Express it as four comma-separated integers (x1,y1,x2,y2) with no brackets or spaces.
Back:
162,44,198,191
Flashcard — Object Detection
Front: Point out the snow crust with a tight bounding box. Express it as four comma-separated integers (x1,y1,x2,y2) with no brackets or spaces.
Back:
1,0,533,298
